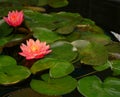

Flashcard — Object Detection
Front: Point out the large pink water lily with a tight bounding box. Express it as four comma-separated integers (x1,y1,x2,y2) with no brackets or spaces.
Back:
3,10,24,27
19,39,52,60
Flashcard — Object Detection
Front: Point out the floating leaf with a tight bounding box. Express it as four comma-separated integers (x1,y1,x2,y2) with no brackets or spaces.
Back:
37,0,48,6
48,0,68,8
0,55,31,85
30,74,77,96
80,33,111,45
33,27,64,43
49,59,74,78
52,12,82,34
77,76,120,97
24,10,58,30
3,88,62,97
0,19,13,37
0,33,30,47
30,58,74,78
48,41,78,62
93,60,110,71
0,55,17,67
110,60,120,76
77,42,108,66
106,42,120,53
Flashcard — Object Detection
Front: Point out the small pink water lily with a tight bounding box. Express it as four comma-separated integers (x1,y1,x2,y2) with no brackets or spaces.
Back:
19,39,52,60
3,10,24,27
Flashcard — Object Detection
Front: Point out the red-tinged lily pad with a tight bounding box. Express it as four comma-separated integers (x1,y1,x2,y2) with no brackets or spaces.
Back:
30,74,77,96
30,58,74,78
77,76,120,97
0,55,31,85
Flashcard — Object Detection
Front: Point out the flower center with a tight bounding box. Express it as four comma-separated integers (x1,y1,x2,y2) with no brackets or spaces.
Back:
31,46,38,52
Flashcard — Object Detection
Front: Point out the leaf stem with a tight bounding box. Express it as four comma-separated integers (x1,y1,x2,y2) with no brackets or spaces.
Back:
76,71,98,80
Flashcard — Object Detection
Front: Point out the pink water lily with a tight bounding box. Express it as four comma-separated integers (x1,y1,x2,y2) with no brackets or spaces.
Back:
19,39,52,60
3,10,24,27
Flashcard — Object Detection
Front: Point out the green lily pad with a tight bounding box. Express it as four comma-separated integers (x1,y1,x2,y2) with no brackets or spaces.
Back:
52,12,82,35
48,41,78,62
74,41,108,66
37,0,48,6
66,30,82,42
110,60,120,76
30,58,74,78
24,10,58,30
94,60,120,75
33,27,64,43
30,74,77,96
77,76,120,97
0,55,31,85
93,60,110,71
0,55,17,67
0,19,13,37
48,0,68,8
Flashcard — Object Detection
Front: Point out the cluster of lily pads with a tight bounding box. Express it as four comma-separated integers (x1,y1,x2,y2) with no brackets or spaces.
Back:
0,2,120,97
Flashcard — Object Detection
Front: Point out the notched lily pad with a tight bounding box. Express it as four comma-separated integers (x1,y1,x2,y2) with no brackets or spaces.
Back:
0,55,31,85
30,74,77,96
77,76,120,97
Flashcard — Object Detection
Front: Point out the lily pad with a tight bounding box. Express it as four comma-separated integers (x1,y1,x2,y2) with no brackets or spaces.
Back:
30,74,77,96
48,0,68,8
30,58,74,78
77,76,120,97
80,33,111,45
93,60,110,71
24,10,58,30
0,19,13,37
73,41,108,66
52,12,82,34
110,60,120,76
48,41,78,62
33,27,64,43
0,55,31,85
37,0,48,6
0,33,30,47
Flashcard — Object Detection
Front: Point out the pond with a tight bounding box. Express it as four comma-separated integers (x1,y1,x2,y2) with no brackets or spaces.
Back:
0,0,120,97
